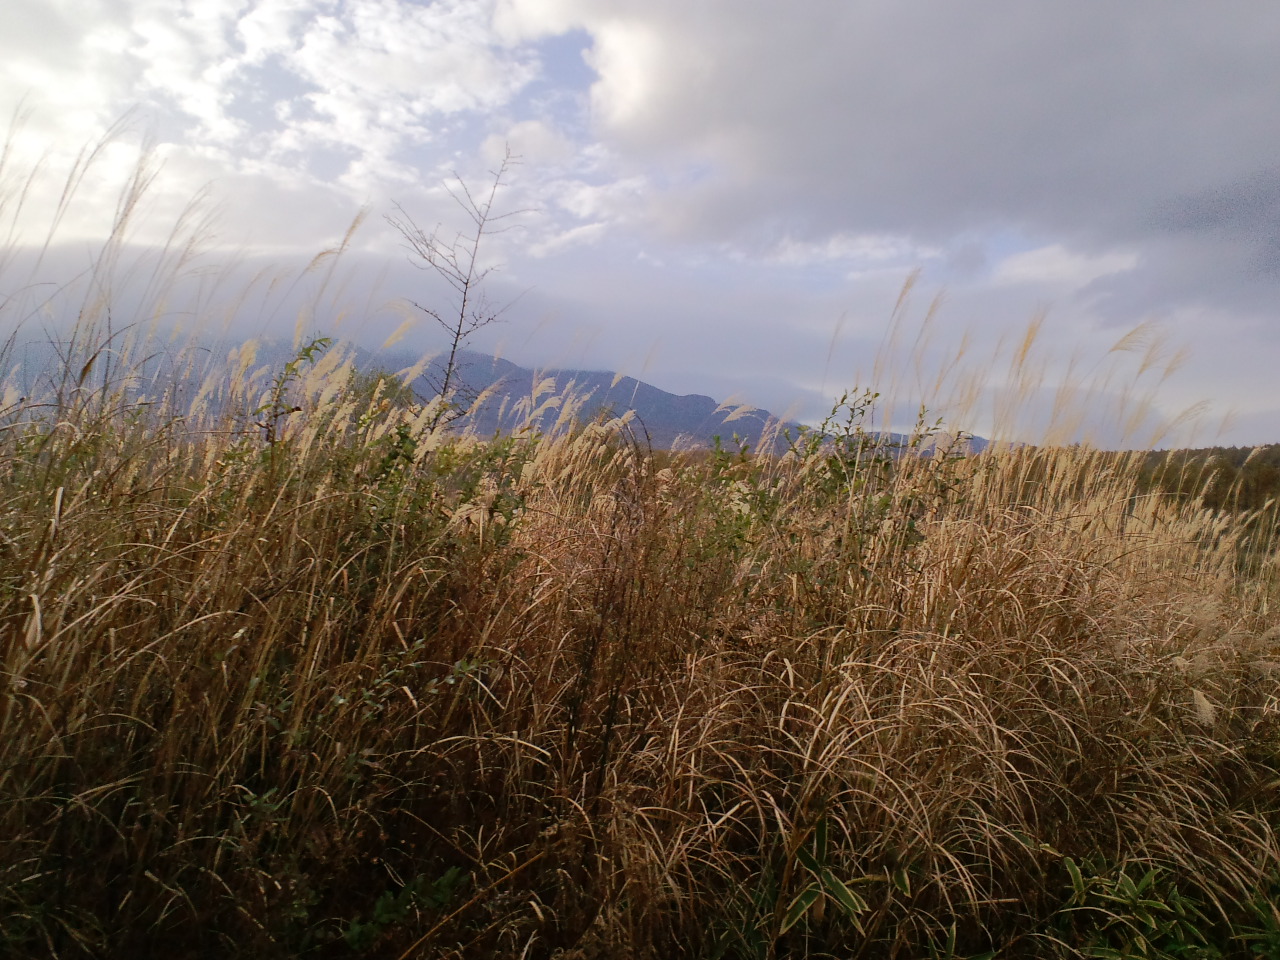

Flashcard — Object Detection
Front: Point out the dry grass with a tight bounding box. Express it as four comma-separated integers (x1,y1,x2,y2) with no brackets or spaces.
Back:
2,135,1279,959
1,345,1278,958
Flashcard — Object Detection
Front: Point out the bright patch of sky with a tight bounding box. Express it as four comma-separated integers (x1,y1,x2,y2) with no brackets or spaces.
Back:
3,0,1280,445
991,245,1139,290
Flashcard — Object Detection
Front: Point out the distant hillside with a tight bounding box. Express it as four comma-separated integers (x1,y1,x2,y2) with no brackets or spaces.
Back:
1137,444,1280,512
4,333,993,453
0,334,798,450
356,350,1001,455
370,348,798,451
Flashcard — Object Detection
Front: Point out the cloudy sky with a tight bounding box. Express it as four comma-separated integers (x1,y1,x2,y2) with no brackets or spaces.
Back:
3,0,1280,445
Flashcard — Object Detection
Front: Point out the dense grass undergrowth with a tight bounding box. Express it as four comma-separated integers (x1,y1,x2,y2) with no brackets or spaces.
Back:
2,332,1280,959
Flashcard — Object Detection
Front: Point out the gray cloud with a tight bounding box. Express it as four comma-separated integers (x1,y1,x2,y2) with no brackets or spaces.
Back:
552,3,1280,247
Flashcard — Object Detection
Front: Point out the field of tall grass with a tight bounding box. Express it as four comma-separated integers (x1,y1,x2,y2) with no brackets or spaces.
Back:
2,135,1280,958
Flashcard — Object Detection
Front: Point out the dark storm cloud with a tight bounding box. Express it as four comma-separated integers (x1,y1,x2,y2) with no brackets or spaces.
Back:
1154,170,1280,279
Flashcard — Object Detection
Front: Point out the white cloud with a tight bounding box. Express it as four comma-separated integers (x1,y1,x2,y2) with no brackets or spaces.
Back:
286,0,533,118
992,245,1138,289
237,0,316,63
528,220,607,256
553,176,647,221
4,0,543,188
493,0,590,42
483,120,574,166
770,233,941,269
583,18,666,132
127,2,246,142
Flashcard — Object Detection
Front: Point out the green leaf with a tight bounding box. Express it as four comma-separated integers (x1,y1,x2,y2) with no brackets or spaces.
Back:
820,871,867,921
796,845,822,875
814,817,829,865
892,866,911,897
780,884,822,934
1009,828,1035,850
1116,872,1139,900
1065,857,1085,897
1135,869,1159,895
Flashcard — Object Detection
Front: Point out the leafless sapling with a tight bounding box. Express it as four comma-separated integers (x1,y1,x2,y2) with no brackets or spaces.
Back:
386,148,525,429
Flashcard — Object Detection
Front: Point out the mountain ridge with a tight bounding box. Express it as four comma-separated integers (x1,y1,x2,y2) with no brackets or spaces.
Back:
367,347,797,450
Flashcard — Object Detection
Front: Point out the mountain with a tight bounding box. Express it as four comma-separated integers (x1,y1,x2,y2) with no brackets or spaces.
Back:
372,349,798,451
4,332,986,454
1,333,795,450
363,350,991,455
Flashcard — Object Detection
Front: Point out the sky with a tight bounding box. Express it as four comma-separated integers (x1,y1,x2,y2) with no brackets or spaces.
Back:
3,0,1279,446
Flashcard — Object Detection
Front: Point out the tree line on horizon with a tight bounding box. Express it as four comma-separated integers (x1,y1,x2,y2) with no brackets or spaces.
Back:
1137,444,1280,514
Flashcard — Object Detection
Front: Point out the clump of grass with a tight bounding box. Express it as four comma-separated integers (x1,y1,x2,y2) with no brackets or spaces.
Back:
2,132,1279,959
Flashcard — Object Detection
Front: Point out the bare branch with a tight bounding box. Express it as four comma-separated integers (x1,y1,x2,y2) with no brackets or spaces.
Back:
386,147,528,428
